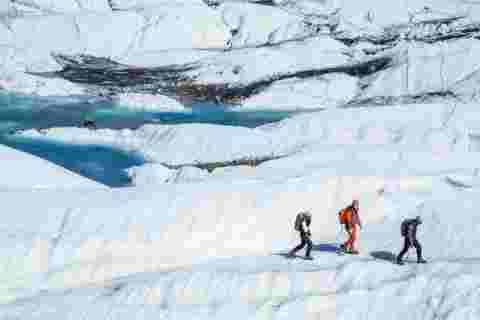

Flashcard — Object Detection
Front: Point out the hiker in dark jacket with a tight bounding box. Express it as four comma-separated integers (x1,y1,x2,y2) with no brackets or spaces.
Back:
396,216,427,265
288,211,313,259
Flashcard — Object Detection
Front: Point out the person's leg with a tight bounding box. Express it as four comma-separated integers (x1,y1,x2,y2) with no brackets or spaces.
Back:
413,240,426,263
344,230,353,251
289,232,306,256
305,235,313,258
350,226,358,253
345,225,357,253
397,237,411,263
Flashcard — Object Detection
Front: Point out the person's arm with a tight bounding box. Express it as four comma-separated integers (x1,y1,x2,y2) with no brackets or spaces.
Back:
345,221,352,234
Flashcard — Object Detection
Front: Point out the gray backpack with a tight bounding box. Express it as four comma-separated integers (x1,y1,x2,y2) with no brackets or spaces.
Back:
294,212,310,231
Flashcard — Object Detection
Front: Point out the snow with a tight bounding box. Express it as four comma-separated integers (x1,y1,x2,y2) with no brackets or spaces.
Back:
1,170,480,318
220,2,313,48
8,0,111,13
126,3,229,52
361,40,480,100
126,163,210,185
1,0,480,110
13,103,480,185
327,0,480,33
4,100,480,318
114,93,189,112
110,0,204,11
18,123,275,165
169,165,210,182
6,14,80,70
187,36,349,84
0,0,11,14
0,71,86,96
4,0,480,318
0,173,387,302
0,2,230,96
240,73,358,110
126,163,174,186
75,11,145,59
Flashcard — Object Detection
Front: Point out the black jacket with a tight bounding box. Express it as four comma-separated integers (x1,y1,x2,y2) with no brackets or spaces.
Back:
405,220,420,243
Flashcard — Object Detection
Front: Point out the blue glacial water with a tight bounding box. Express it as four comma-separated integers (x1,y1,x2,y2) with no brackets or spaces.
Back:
0,135,145,187
0,93,293,187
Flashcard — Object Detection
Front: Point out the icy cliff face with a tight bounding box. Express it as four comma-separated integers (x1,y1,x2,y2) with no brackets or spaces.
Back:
2,0,480,108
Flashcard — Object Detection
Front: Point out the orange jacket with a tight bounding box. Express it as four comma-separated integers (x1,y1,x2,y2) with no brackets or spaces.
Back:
339,206,362,228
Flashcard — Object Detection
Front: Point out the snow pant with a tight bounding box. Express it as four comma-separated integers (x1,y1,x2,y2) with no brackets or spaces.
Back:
290,231,312,257
344,225,357,251
397,237,422,262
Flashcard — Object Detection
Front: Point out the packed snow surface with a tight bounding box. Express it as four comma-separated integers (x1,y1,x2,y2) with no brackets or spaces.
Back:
3,0,480,318
4,99,480,319
113,93,189,112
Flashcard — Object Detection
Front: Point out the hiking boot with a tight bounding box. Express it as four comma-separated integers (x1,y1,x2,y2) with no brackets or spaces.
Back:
304,256,314,260
396,258,404,265
345,249,359,255
417,258,427,264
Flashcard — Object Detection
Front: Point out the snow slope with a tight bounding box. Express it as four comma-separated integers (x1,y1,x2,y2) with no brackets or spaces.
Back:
4,100,480,319
3,0,480,318
0,153,479,318
113,93,189,112
240,73,358,110
0,171,391,303
16,102,480,168
18,123,275,165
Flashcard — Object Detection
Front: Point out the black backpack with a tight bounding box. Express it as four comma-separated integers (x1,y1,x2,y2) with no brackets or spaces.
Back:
401,219,414,236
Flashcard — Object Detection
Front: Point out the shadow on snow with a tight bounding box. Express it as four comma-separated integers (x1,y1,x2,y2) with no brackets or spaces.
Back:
370,250,397,262
312,243,340,253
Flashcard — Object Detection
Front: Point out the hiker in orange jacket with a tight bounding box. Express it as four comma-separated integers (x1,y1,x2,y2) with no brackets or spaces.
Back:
339,199,362,254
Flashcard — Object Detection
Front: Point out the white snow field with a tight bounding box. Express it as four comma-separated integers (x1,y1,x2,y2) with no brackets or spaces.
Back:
2,100,480,319
3,0,480,319
113,93,190,112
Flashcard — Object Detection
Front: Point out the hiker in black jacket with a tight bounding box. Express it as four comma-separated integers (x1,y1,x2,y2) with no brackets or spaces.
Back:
396,216,427,265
